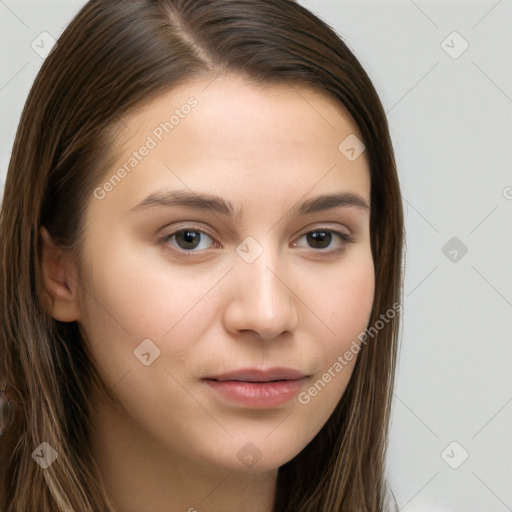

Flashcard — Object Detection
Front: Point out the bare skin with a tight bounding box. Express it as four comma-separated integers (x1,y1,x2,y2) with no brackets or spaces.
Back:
40,74,374,512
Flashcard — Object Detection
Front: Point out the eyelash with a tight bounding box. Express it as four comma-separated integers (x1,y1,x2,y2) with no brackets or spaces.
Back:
159,226,354,255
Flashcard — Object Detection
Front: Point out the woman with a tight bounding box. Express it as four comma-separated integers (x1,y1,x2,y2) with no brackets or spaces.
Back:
0,0,404,510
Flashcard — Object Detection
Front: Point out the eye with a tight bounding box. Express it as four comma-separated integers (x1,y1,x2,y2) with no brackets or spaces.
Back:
292,228,353,252
161,228,217,253
160,226,353,255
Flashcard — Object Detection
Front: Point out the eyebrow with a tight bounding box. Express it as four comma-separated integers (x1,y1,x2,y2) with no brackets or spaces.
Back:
128,189,370,217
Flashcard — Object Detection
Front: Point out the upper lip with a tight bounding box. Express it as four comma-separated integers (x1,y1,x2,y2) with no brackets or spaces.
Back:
203,367,308,382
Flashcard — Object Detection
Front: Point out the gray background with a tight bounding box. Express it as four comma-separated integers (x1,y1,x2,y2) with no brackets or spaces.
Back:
1,1,511,510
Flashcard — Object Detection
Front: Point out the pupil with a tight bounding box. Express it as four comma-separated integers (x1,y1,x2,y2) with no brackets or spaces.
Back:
308,231,331,249
178,230,199,249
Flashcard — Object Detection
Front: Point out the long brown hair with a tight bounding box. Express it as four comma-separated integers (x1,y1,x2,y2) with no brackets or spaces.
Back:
0,0,404,510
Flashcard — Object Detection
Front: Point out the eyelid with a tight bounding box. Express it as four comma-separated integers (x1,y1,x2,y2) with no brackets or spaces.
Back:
159,224,218,254
161,221,352,239
294,223,352,239
159,222,217,242
291,225,354,251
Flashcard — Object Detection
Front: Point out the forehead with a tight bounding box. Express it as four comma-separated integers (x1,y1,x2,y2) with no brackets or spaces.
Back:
116,74,365,151
93,74,370,216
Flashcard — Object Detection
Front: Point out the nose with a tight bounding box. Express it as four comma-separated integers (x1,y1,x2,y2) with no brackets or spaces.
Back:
222,245,299,340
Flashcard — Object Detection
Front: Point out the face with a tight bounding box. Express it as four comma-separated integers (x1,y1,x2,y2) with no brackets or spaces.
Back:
72,75,374,473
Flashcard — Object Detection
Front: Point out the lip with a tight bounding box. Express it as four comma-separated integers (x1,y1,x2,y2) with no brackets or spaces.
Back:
202,367,309,408
202,367,308,382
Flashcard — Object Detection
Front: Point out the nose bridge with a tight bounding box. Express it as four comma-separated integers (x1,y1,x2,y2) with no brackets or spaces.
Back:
224,235,298,339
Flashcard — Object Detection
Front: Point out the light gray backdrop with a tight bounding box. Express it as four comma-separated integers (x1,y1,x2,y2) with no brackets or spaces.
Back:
1,1,511,511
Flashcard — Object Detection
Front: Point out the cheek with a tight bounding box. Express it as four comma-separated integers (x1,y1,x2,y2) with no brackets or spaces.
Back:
298,251,374,406
87,254,203,332
77,241,228,382
314,250,375,350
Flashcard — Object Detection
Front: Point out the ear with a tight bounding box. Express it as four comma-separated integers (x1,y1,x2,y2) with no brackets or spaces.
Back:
39,226,81,322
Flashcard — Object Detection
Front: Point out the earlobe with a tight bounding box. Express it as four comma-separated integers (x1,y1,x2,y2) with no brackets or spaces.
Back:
39,226,81,322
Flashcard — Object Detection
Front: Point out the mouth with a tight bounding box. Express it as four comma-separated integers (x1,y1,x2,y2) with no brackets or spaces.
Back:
202,367,308,383
201,368,310,408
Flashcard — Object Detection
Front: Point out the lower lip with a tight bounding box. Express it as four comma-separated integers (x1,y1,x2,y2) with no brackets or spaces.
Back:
203,378,308,408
